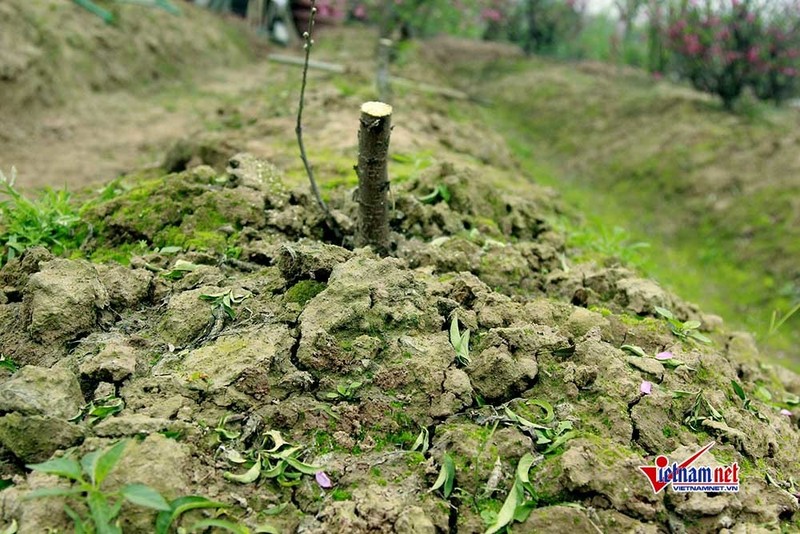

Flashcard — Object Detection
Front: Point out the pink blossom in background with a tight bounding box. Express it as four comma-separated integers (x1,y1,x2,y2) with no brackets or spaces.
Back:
780,409,793,417
353,4,366,19
481,8,502,22
684,34,702,55
667,0,800,105
309,0,347,22
725,50,742,64
671,19,687,34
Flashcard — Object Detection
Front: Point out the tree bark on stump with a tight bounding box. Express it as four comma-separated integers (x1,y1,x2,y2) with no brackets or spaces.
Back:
356,101,393,255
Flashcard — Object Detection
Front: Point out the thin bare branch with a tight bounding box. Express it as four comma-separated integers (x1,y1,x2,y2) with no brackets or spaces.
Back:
295,1,333,221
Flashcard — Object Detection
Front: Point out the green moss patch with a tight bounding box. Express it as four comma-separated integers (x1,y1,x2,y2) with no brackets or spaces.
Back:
285,280,327,306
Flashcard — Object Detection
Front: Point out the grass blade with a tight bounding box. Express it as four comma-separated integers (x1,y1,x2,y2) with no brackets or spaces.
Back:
731,380,747,401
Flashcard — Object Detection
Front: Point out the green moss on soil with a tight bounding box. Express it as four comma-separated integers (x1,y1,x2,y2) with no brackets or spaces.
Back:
285,281,327,306
331,489,352,501
80,167,255,262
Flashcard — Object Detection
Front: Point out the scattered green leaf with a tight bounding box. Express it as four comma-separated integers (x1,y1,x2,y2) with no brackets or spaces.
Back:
200,289,251,320
417,184,451,205
162,259,199,280
155,495,230,534
449,313,472,367
621,344,647,358
429,453,455,499
326,381,363,401
411,427,430,454
224,456,262,484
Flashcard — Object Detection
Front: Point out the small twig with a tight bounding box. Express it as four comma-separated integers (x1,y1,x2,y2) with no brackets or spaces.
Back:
294,2,343,242
295,1,326,216
586,514,604,534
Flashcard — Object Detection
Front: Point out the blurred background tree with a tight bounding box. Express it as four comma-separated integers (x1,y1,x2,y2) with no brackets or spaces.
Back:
195,0,800,108
346,0,800,108
665,0,800,108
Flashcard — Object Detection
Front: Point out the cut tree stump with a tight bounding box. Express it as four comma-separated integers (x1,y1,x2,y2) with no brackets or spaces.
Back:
356,101,393,255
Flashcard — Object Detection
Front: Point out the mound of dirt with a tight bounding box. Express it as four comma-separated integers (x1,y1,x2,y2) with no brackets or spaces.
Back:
0,150,798,533
0,0,251,114
0,24,798,532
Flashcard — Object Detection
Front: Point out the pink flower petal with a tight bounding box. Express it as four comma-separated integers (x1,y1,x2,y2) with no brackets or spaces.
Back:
315,471,333,489
640,381,652,395
656,352,673,361
780,409,793,417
